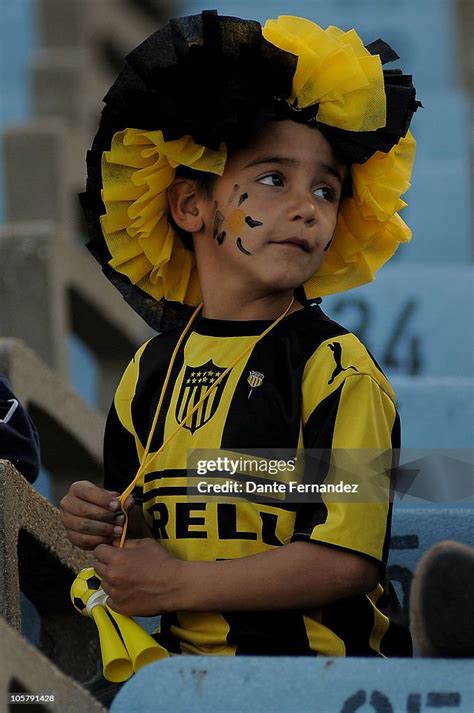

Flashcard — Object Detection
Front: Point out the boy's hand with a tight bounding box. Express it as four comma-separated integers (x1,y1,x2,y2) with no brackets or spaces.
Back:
93,539,184,616
60,480,134,550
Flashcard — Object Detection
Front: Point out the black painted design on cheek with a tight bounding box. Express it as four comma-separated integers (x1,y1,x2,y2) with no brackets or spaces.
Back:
227,184,240,205
238,192,248,206
245,216,263,228
216,231,226,245
323,236,334,252
212,203,225,243
236,238,252,255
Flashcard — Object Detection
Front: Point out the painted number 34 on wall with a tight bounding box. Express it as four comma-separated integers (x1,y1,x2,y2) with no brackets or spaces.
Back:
330,298,422,375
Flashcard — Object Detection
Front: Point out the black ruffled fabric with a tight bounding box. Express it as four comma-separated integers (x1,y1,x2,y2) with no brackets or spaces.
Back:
79,10,420,332
96,12,297,152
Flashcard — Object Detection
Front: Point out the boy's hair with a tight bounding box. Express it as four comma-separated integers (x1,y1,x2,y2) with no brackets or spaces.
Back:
80,11,420,332
174,165,216,199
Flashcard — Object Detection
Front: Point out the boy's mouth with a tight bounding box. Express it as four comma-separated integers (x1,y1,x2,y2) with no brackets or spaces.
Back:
272,237,311,253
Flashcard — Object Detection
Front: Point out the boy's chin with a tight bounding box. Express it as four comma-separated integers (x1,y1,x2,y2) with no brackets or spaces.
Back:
257,279,310,299
259,269,317,294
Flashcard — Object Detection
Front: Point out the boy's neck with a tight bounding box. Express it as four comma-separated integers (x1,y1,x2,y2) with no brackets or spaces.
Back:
201,291,304,321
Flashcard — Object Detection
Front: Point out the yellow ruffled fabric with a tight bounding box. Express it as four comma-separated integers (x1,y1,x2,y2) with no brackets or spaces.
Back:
263,16,386,131
305,131,416,297
101,129,415,305
100,129,226,305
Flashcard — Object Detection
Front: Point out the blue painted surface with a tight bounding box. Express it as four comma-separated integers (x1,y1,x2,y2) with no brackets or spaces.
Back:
323,265,474,378
390,507,474,576
393,379,474,448
403,155,470,263
20,592,41,647
0,0,38,221
68,333,99,409
111,657,474,713
33,465,54,501
0,0,37,126
412,89,470,157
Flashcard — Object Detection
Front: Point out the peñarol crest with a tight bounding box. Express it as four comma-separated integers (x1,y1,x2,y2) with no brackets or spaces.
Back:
175,360,230,433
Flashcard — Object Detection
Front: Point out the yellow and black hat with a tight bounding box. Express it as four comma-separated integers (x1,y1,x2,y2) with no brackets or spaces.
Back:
80,11,420,331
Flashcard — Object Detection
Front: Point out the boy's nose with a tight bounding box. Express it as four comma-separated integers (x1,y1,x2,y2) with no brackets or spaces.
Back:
287,192,317,226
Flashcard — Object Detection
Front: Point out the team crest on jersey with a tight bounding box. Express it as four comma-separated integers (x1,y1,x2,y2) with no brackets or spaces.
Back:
175,360,230,433
247,370,264,399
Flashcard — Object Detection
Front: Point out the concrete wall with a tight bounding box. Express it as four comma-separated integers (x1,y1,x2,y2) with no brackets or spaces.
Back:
0,0,178,703
0,617,105,713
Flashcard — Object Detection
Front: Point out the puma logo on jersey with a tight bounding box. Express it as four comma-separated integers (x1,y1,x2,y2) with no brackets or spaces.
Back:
327,342,359,384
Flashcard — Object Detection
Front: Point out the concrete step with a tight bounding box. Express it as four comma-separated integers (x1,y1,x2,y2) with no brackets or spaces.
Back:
110,656,473,713
323,264,474,378
401,156,470,264
393,377,474,448
397,88,471,264
413,89,470,157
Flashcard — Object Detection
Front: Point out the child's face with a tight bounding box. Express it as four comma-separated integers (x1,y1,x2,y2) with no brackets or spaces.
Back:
195,120,345,300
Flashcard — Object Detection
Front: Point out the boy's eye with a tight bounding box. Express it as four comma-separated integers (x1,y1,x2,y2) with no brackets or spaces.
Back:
258,173,284,187
313,186,337,202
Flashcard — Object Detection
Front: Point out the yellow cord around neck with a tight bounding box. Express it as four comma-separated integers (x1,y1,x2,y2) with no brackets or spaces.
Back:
118,297,295,547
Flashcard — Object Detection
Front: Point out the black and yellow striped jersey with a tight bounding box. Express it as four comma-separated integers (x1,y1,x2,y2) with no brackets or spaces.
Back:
104,303,412,657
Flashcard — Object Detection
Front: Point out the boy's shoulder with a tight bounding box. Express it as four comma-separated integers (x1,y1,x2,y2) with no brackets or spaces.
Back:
298,304,395,403
126,325,185,372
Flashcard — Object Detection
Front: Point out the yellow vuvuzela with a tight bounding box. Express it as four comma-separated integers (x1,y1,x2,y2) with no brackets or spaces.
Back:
70,567,168,682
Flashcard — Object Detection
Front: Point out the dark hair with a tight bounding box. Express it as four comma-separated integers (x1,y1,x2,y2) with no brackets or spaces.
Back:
174,164,217,197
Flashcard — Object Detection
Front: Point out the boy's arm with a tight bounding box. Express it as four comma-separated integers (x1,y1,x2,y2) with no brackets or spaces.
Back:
94,536,379,616
182,540,379,610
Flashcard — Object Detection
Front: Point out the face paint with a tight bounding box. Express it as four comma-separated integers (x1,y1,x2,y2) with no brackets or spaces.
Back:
212,201,225,243
226,209,247,235
227,184,240,205
238,192,248,206
236,237,252,255
323,236,334,252
216,231,226,245
244,216,263,228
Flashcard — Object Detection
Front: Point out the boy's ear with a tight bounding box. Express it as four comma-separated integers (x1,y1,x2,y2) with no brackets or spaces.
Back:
168,179,205,233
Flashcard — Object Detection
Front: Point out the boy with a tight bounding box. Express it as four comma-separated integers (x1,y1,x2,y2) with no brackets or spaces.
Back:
61,11,419,662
